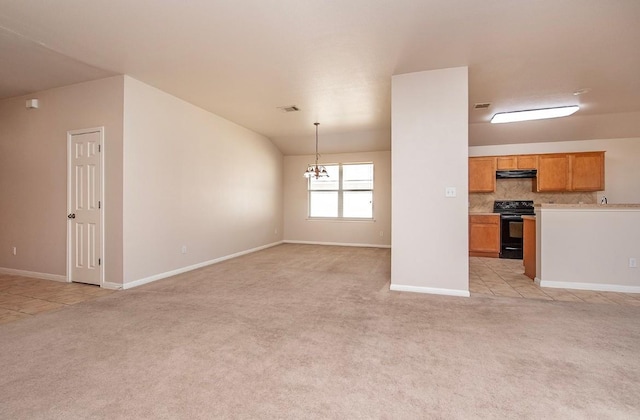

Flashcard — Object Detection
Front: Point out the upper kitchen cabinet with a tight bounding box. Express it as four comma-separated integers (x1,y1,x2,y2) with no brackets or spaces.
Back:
535,154,571,191
570,152,605,191
496,155,538,170
469,157,497,193
534,151,605,192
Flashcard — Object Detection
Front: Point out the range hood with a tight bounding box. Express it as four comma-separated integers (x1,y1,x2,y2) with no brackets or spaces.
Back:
496,169,537,179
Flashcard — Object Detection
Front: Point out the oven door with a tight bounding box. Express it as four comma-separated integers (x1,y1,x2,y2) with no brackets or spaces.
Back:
500,214,524,259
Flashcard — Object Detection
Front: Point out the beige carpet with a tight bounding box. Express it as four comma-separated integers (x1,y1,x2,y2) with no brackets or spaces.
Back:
1,244,639,419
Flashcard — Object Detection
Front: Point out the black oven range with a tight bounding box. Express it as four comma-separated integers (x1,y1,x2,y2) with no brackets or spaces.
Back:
492,200,535,259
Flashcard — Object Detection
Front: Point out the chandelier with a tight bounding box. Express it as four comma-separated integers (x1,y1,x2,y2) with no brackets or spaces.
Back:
304,122,329,179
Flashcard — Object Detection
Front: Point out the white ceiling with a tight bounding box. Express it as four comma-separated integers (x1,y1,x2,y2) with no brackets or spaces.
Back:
1,0,639,155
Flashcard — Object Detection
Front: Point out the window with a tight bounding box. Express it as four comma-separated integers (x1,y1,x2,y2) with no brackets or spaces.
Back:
308,163,374,219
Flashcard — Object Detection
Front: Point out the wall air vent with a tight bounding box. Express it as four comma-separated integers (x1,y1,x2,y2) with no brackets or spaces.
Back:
474,102,491,109
278,105,300,113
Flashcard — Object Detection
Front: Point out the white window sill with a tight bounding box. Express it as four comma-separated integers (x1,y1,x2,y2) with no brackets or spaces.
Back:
306,217,376,223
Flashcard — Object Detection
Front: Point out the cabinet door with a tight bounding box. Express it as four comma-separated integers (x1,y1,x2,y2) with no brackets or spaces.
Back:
517,155,538,169
496,156,517,170
535,154,570,192
497,155,538,170
469,157,497,193
469,215,500,257
523,218,536,279
570,152,604,191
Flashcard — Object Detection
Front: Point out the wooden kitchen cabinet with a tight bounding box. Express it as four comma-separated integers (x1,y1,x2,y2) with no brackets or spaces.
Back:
496,156,517,170
535,154,570,191
523,216,536,279
570,152,605,191
496,155,538,170
469,157,497,193
516,155,538,170
534,151,604,192
469,214,500,258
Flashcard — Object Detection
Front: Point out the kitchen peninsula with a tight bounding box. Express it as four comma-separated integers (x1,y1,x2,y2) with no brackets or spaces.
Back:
535,204,640,293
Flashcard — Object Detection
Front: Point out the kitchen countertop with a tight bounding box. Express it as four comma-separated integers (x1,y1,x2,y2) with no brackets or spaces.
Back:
536,203,640,209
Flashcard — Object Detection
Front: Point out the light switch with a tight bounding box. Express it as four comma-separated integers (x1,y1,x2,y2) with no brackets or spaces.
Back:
445,187,457,198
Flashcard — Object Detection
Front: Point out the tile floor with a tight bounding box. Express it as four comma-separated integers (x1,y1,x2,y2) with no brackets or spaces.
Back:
470,257,640,305
0,274,113,325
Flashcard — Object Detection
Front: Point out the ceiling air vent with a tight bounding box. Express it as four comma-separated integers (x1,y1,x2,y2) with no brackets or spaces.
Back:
278,105,300,113
474,102,491,109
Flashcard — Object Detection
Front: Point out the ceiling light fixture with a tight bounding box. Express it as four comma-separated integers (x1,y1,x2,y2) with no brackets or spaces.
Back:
490,105,580,124
304,122,329,179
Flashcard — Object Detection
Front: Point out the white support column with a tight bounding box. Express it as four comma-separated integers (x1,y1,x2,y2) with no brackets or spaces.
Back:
391,67,469,297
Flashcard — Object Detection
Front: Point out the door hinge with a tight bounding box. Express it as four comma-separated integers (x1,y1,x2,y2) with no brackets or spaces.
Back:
98,201,101,209
98,144,101,152
98,258,101,266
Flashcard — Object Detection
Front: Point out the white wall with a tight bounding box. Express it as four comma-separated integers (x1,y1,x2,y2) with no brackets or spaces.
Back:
0,76,124,283
537,206,640,292
391,67,469,296
122,77,283,285
283,151,391,247
469,137,640,204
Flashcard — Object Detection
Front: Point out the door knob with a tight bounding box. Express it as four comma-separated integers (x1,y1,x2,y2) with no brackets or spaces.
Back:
67,213,76,219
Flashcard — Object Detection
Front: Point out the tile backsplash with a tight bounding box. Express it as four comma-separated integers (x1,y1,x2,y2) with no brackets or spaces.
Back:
469,178,597,213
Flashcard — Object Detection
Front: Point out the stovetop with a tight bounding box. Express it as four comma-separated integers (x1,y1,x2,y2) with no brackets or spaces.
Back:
493,200,535,215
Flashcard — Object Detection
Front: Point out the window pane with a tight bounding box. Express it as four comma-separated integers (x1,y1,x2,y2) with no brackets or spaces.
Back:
343,164,373,190
343,191,373,218
309,165,339,190
309,191,338,217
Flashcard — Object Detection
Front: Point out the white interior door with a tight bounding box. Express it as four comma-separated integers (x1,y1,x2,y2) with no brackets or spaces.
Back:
68,129,103,286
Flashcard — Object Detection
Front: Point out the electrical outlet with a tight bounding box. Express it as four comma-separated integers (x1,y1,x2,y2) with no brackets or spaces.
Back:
274,228,278,235
445,187,457,198
12,246,17,256
630,258,638,268
379,231,384,237
181,245,187,254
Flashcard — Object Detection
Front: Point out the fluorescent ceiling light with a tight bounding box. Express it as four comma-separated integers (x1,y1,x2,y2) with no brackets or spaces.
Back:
491,105,579,124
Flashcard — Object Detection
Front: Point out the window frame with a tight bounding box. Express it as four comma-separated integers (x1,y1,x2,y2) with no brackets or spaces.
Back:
307,162,374,221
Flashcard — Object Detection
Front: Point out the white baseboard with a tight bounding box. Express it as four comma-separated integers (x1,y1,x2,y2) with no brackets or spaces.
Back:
102,281,123,290
122,241,284,290
283,240,391,249
0,267,67,283
539,280,640,293
389,283,470,297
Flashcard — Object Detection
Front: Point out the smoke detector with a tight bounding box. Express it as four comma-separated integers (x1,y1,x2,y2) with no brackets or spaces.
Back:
573,88,591,96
